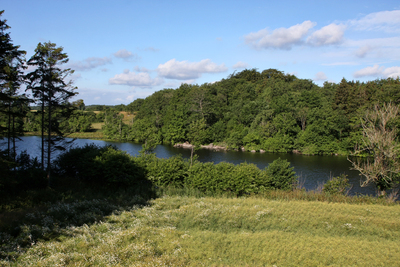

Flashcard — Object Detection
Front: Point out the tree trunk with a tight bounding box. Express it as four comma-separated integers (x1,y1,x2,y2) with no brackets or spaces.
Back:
190,146,194,167
41,93,44,170
47,95,52,187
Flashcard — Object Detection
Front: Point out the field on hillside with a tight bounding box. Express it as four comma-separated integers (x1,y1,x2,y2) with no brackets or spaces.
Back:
6,195,400,266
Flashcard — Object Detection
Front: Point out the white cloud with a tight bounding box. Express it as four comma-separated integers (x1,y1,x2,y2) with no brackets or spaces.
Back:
114,49,132,58
307,23,345,46
233,61,249,69
352,64,400,78
114,49,138,61
355,45,373,58
353,64,384,77
314,72,327,81
68,57,112,71
109,71,164,87
157,59,228,80
126,94,135,102
350,10,400,33
244,21,316,50
383,66,400,78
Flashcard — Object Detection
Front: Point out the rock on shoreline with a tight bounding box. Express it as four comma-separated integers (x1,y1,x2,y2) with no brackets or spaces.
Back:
173,142,227,151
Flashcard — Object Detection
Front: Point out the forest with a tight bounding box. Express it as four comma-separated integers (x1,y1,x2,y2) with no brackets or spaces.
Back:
99,68,400,155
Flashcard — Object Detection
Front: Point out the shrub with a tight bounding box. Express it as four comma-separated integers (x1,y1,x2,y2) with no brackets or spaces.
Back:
322,174,352,195
263,158,297,190
187,162,217,193
94,146,145,186
187,161,261,196
230,163,261,195
141,154,189,188
0,151,47,195
54,144,146,187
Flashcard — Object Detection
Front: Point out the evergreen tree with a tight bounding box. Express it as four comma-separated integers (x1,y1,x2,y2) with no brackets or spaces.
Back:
25,41,77,185
0,10,27,159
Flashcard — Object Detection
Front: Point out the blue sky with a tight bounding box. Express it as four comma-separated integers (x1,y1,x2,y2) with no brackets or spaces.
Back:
3,0,400,105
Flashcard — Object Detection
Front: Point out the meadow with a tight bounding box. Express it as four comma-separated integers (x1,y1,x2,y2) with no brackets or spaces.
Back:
1,188,399,266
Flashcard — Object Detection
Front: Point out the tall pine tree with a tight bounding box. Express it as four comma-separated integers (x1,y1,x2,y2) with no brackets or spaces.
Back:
26,41,77,185
0,10,27,159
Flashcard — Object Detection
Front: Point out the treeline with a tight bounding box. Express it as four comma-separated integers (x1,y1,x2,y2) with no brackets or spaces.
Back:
104,68,400,155
23,109,104,133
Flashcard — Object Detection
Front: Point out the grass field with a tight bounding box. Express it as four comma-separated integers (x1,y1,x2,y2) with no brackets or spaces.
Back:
3,193,400,266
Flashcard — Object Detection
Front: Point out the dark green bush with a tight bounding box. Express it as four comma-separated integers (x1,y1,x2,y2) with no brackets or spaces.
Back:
0,150,47,196
54,144,146,187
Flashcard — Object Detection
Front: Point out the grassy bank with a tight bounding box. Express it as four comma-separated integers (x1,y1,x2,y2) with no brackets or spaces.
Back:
1,189,399,266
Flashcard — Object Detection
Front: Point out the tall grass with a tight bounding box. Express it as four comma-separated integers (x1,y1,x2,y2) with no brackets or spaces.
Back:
2,192,399,266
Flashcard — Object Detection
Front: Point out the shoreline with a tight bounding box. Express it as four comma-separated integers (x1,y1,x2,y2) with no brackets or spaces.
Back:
173,142,344,156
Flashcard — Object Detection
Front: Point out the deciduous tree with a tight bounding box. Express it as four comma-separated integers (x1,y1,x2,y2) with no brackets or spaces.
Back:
348,103,400,195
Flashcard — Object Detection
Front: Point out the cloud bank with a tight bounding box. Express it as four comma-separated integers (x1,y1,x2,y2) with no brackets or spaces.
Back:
157,59,228,80
353,64,400,78
245,21,316,50
68,57,112,71
307,23,345,46
350,10,400,33
109,70,163,87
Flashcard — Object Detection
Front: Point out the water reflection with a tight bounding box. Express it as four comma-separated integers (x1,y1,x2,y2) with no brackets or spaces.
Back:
4,136,376,195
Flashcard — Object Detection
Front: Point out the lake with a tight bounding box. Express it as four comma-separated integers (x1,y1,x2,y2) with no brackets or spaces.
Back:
3,136,377,196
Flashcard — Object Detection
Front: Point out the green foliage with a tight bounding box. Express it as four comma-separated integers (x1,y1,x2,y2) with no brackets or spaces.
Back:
102,110,128,140
187,118,208,147
322,174,351,195
115,68,400,156
264,158,297,190
136,153,189,188
187,161,235,194
0,10,28,156
54,144,146,187
61,110,94,132
0,150,47,197
229,162,260,195
187,160,297,196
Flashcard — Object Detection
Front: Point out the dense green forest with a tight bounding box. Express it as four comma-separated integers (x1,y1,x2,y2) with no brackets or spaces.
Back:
100,68,399,155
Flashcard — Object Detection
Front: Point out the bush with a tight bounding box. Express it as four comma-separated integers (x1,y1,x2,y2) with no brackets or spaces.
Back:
230,163,261,195
54,144,146,187
322,174,352,195
187,162,218,193
263,158,297,190
139,154,189,188
0,151,47,195
187,161,262,196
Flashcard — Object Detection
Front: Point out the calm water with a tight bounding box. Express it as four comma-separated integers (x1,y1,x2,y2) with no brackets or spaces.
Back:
3,136,377,196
